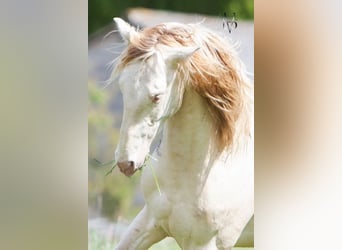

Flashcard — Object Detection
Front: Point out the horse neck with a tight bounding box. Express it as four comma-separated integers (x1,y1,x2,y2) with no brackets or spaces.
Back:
160,88,217,173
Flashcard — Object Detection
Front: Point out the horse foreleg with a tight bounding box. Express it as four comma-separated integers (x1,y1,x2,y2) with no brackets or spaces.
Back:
115,206,166,250
216,214,253,250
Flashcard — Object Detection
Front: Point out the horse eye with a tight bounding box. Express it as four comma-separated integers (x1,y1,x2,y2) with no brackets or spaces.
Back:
151,94,161,104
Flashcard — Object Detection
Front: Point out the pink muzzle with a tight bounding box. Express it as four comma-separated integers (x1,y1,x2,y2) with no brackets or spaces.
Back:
117,161,137,177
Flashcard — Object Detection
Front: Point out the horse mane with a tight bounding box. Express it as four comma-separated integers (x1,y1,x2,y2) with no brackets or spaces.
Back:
113,22,251,152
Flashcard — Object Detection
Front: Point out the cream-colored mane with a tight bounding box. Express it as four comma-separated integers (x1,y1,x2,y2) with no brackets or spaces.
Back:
113,22,251,152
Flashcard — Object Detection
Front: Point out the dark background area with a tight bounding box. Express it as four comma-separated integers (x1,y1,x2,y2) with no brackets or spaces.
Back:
89,0,254,34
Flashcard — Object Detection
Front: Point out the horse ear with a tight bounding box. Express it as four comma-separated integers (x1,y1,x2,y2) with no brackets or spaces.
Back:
113,17,137,42
161,46,200,63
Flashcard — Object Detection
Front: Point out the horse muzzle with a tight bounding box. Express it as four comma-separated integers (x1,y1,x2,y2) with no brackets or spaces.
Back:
117,161,140,177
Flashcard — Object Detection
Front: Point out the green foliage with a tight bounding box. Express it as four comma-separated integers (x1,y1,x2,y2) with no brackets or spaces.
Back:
88,230,117,250
89,0,254,34
88,229,181,250
224,0,254,19
88,229,254,250
88,80,140,222
89,81,108,105
88,81,115,154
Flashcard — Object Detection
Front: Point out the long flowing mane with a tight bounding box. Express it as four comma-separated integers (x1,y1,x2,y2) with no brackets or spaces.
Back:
112,22,252,152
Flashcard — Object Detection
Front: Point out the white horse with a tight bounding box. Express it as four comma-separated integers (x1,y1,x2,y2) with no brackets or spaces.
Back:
111,17,253,250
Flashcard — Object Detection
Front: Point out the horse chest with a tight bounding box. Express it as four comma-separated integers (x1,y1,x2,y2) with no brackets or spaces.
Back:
149,193,217,244
144,176,219,244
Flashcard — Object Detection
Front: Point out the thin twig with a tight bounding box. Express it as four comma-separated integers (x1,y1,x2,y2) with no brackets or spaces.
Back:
105,161,118,176
92,158,116,167
144,154,162,195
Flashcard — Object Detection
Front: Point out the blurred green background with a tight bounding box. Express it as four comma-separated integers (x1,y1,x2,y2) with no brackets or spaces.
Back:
89,0,254,34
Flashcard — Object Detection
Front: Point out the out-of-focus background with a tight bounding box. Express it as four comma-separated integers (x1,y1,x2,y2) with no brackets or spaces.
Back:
1,1,342,250
88,0,253,34
88,1,254,249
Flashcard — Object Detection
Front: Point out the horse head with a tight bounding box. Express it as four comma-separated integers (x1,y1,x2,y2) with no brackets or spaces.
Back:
112,18,198,176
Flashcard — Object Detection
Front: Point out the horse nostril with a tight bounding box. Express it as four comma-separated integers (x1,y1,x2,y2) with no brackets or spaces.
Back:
117,161,136,177
117,161,134,168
